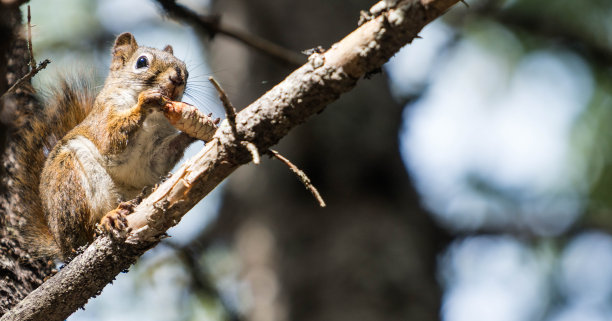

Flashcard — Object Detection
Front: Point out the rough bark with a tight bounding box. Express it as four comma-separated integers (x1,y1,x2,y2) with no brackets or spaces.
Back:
1,0,459,320
0,2,56,317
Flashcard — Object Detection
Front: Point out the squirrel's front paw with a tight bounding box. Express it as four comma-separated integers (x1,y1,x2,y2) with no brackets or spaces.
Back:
99,201,134,238
139,89,169,111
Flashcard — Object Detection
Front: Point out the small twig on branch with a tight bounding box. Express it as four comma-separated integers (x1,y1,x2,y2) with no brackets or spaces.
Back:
243,141,260,165
208,76,238,137
0,6,50,100
267,149,326,208
0,59,49,100
153,0,304,66
27,5,36,69
209,76,261,165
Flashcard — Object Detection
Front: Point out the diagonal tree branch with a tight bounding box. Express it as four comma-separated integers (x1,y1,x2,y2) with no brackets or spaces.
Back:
0,0,460,320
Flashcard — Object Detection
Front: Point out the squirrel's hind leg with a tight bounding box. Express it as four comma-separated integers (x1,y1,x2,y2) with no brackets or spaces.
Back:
41,136,120,259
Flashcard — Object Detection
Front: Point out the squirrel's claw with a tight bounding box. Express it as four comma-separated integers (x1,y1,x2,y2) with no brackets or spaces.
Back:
98,201,134,238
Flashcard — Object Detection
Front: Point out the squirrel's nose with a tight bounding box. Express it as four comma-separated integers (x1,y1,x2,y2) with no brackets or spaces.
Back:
169,67,184,86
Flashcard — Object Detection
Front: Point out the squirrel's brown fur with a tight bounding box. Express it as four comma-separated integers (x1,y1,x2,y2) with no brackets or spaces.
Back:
13,77,95,258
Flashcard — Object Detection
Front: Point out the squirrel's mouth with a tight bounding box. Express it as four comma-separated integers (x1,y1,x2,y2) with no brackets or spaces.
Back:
171,86,185,101
160,85,184,102
167,70,186,101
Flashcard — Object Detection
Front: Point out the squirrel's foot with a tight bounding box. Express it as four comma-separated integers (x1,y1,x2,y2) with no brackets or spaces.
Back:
98,201,134,238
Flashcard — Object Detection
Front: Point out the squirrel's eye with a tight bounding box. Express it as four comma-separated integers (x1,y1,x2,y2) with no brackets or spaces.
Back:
136,56,149,69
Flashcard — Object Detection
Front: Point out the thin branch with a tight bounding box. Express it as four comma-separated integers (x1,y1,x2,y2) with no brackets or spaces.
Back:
0,1,460,320
26,6,35,70
209,76,261,165
267,149,325,207
153,0,304,66
210,20,305,66
0,59,49,100
208,76,238,138
0,7,50,100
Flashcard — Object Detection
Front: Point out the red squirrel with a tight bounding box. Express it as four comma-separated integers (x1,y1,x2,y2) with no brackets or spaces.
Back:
13,33,216,260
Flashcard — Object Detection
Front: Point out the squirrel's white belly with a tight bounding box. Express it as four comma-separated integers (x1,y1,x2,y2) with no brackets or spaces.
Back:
66,112,181,215
106,111,180,197
65,136,118,222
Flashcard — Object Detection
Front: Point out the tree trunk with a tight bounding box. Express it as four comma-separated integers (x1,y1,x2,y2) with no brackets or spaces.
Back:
0,3,55,316
210,1,450,320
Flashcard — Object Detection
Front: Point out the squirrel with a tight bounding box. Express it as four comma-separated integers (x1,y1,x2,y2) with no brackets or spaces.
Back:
12,32,213,260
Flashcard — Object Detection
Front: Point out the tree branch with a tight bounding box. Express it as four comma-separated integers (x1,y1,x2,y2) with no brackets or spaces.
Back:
0,6,51,100
153,0,305,66
0,0,460,320
0,59,49,100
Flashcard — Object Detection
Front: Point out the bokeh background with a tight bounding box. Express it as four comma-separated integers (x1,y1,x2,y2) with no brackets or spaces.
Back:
24,0,612,320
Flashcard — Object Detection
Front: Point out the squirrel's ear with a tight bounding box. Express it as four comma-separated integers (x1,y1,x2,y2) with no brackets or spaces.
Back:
110,32,138,71
163,45,173,55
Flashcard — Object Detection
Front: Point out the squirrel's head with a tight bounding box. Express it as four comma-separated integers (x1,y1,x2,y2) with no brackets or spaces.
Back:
108,32,188,101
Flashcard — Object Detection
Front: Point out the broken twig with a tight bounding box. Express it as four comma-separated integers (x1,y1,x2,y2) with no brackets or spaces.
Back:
243,141,260,165
208,76,238,138
267,149,326,207
0,6,50,100
27,6,36,69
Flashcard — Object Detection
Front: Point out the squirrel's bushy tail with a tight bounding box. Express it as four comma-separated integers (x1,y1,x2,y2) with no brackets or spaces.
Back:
12,75,95,258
